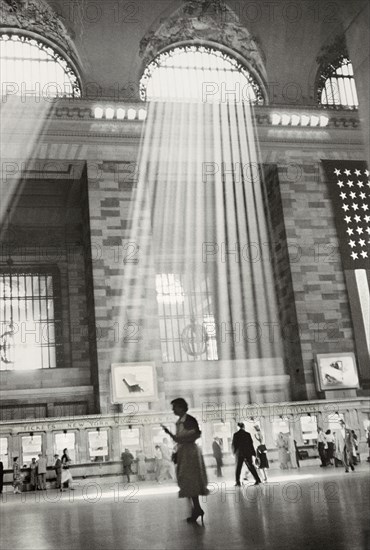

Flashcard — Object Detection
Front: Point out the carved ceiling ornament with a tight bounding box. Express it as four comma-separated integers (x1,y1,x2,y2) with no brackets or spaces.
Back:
139,0,267,96
316,34,349,72
0,0,80,65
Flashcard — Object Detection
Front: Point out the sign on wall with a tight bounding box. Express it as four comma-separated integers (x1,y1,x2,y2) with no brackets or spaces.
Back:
314,352,359,391
111,362,158,403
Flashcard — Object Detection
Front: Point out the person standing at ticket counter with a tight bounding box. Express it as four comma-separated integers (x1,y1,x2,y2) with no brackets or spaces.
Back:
37,453,47,490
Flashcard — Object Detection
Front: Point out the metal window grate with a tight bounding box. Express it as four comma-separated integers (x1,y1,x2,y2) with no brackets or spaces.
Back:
319,59,358,109
0,33,81,98
140,45,264,104
0,268,62,370
156,273,218,362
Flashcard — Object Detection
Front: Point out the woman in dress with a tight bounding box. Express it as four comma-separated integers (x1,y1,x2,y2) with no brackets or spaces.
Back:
212,437,223,478
136,450,147,481
276,433,289,469
13,457,22,494
343,429,356,472
254,426,269,481
161,398,209,524
61,448,74,490
154,445,163,483
256,444,269,481
287,433,298,469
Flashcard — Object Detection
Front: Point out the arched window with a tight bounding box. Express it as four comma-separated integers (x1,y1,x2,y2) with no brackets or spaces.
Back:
318,57,358,109
0,33,81,98
140,45,265,103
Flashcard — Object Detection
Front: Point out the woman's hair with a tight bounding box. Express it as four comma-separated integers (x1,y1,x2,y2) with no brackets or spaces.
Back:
326,429,331,434
63,448,68,454
13,457,18,462
237,422,245,429
170,398,188,412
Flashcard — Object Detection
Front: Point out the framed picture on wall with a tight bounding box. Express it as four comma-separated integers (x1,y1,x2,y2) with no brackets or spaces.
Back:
111,362,158,403
314,352,359,391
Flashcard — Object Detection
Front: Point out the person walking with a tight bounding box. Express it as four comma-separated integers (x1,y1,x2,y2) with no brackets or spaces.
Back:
29,457,37,491
276,433,289,469
287,433,298,469
325,430,335,465
334,422,346,468
13,457,22,494
351,431,360,464
212,437,223,478
343,428,356,472
61,448,74,490
121,448,134,483
317,428,327,467
161,397,208,524
54,454,62,489
154,445,163,482
37,453,47,490
160,438,174,480
136,450,147,481
232,422,261,486
294,439,301,468
256,443,269,482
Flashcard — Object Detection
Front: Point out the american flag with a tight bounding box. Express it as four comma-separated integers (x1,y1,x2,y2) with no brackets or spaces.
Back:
322,160,370,269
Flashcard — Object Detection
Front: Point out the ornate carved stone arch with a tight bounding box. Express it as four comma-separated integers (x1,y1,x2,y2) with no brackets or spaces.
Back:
139,0,268,102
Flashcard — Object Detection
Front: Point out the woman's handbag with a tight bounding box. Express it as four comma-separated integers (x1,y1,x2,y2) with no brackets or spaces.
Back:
171,452,178,465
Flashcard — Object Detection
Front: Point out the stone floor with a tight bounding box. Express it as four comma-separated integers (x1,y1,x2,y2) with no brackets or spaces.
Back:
1,464,369,550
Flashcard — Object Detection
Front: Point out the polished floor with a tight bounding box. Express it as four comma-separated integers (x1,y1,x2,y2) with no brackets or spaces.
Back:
1,465,369,550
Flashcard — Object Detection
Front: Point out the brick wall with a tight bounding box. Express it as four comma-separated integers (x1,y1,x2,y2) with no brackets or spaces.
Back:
262,151,363,399
86,161,164,413
263,164,307,400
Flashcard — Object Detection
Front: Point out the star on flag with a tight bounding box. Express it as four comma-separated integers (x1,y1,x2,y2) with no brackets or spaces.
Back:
324,162,370,268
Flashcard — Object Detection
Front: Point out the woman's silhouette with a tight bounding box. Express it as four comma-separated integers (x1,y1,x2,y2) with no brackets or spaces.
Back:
162,398,209,524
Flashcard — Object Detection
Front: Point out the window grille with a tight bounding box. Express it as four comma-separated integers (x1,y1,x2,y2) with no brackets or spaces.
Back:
318,58,358,109
156,273,218,362
0,33,81,98
0,268,62,370
140,45,264,104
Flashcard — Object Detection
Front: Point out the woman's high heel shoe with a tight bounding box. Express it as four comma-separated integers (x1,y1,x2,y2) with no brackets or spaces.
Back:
186,510,204,525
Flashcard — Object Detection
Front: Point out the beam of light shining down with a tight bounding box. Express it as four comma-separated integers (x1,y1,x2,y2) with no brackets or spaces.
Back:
114,51,287,406
355,270,370,355
0,97,54,371
0,97,53,237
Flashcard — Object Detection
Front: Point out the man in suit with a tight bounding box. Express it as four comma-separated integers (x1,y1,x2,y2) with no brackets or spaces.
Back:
232,422,261,486
121,448,134,482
